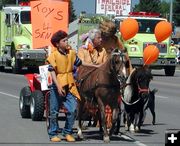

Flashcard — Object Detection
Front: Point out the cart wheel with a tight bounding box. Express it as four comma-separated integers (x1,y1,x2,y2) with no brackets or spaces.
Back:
19,86,31,118
30,90,44,121
45,91,50,132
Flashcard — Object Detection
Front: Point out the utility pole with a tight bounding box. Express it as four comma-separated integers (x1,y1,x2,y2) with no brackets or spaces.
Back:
16,0,19,5
169,0,175,44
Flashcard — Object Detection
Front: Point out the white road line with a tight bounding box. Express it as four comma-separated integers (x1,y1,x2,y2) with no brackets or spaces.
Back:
134,141,148,146
157,95,169,99
0,91,19,99
152,80,180,87
121,134,148,146
0,91,169,100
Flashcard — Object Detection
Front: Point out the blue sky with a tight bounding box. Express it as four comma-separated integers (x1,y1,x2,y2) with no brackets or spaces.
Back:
73,0,139,16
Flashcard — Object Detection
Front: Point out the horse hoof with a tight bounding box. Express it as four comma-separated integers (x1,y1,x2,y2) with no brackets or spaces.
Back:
77,134,84,140
77,130,84,140
129,124,135,133
103,136,110,143
135,126,140,132
152,121,155,125
125,126,129,131
125,123,129,131
114,130,119,135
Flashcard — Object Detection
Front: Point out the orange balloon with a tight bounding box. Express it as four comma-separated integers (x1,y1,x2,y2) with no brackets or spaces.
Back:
143,45,159,65
154,21,172,43
120,18,139,41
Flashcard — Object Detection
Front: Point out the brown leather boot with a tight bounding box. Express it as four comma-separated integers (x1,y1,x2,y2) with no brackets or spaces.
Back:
65,134,75,142
50,136,61,142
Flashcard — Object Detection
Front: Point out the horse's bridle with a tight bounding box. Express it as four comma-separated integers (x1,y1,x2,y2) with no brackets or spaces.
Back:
110,50,127,85
121,70,150,106
136,79,150,94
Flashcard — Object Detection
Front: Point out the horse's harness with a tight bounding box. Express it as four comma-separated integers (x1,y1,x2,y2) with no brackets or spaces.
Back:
110,51,127,85
121,70,150,106
137,79,149,94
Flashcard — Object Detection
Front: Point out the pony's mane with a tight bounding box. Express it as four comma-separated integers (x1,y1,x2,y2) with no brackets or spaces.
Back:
130,67,152,87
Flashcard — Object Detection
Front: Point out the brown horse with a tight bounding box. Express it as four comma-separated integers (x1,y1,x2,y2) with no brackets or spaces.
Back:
76,49,127,143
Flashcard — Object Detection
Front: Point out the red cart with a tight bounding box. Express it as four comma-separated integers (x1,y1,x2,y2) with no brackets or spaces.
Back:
19,74,48,121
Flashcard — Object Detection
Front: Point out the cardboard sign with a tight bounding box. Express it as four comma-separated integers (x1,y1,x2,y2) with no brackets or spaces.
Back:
30,0,68,49
39,65,52,91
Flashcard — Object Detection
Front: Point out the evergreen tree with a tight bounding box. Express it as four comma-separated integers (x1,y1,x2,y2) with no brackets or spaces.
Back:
134,0,161,13
69,0,77,23
160,0,170,19
1,0,28,5
174,0,180,26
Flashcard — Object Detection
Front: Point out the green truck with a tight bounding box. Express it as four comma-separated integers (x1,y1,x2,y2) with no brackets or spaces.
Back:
115,12,177,76
0,4,46,73
69,13,177,76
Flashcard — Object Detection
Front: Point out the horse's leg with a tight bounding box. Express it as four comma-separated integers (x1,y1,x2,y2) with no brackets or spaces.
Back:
77,102,84,139
149,102,156,125
97,109,103,132
129,112,135,132
137,109,144,132
97,97,110,143
141,110,147,125
114,107,121,135
134,113,140,132
87,115,92,127
110,108,119,136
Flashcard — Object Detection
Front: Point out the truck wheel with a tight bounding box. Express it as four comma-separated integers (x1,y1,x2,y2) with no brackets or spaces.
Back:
164,66,176,76
19,86,31,118
0,66,5,72
12,58,21,74
30,90,44,121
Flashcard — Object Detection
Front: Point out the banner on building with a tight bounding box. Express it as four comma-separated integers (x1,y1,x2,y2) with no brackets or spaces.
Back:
96,0,131,16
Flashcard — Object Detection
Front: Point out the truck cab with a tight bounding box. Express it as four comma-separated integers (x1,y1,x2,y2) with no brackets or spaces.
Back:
115,12,177,76
0,3,46,73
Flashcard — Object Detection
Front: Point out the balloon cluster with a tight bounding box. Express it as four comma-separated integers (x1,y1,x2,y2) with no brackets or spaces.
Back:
119,18,172,65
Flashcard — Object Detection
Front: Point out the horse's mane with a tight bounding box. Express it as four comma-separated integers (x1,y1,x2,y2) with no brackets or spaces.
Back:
130,67,153,90
123,66,152,103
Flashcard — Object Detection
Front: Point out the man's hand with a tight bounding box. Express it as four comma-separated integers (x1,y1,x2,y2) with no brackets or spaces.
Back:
57,85,66,97
93,64,102,68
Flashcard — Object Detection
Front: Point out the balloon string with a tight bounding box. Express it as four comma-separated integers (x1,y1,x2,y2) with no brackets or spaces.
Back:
143,44,158,66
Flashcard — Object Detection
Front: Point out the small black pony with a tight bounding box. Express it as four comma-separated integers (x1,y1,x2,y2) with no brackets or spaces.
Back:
76,49,127,143
119,66,153,132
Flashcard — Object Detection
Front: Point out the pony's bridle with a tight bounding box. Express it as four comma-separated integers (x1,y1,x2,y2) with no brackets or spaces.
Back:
136,79,150,94
111,50,127,85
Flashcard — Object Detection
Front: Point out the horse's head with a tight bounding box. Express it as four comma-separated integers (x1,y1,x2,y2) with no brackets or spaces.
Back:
110,49,128,85
132,66,153,98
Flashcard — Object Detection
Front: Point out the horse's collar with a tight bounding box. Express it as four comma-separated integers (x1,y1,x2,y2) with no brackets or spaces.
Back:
120,82,131,89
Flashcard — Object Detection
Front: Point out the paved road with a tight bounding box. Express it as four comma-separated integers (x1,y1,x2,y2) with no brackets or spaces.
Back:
0,69,180,146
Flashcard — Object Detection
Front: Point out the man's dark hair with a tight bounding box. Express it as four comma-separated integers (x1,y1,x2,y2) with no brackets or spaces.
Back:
51,30,68,47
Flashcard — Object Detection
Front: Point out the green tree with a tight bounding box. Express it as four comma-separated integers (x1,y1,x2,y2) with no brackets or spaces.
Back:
160,0,170,19
1,0,28,5
173,0,180,25
133,0,161,13
69,0,77,23
2,0,14,4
